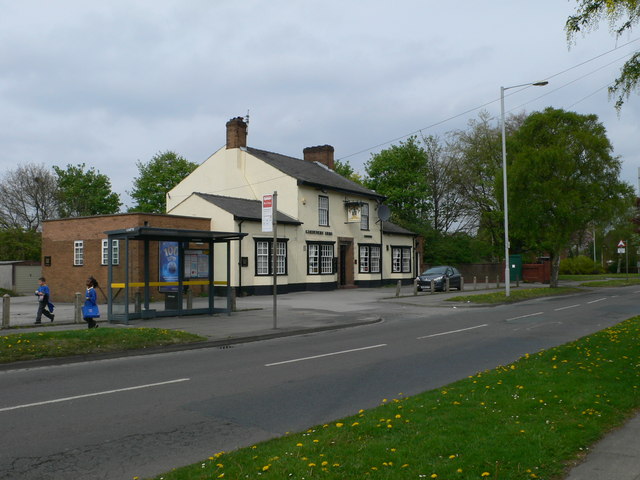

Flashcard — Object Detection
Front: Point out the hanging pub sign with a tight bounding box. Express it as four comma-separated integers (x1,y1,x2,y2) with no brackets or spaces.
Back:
345,201,362,223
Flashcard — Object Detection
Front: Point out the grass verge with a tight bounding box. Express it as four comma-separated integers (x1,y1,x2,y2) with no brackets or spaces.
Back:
0,328,205,363
147,317,640,480
447,287,582,304
558,274,634,281
579,278,640,287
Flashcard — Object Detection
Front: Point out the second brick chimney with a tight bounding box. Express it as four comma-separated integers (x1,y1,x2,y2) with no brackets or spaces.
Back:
226,117,248,149
303,145,335,170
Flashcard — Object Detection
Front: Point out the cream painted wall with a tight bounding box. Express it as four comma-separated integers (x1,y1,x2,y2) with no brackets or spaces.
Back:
167,147,299,217
166,147,416,291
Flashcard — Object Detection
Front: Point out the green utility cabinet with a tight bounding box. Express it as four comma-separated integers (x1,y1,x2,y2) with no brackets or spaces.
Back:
509,254,523,282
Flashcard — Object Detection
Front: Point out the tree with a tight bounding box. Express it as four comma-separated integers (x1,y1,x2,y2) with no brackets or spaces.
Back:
447,111,526,259
421,134,464,234
364,136,432,228
334,159,364,184
506,107,634,287
566,1,640,110
129,151,198,213
0,228,41,261
0,163,58,231
53,163,121,217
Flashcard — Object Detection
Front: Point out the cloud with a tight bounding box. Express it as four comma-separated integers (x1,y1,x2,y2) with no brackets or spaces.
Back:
1,0,639,209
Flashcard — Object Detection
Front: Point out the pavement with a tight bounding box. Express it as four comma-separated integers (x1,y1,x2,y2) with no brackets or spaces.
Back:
1,283,639,479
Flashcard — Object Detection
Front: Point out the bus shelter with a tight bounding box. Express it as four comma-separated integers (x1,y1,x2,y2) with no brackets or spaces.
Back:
105,226,246,324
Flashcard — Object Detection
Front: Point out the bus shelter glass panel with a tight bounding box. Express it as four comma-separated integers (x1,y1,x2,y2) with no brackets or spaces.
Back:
109,248,128,321
157,240,181,315
183,244,212,312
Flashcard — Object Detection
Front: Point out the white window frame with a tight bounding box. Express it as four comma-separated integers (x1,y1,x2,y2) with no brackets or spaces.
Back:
359,246,370,273
391,246,412,273
308,244,319,275
371,245,381,273
318,195,329,226
101,239,120,266
256,241,270,275
74,240,84,266
359,244,381,274
308,242,334,275
256,240,287,276
360,203,369,230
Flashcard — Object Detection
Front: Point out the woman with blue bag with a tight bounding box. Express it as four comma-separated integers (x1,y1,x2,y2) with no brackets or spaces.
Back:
82,276,100,329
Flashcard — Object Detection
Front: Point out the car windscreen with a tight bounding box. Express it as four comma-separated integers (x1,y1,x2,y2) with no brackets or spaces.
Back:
422,267,447,275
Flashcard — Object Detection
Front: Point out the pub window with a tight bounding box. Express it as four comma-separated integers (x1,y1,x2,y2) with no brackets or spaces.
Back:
360,203,369,230
308,242,334,275
359,244,381,273
255,239,287,276
391,246,412,273
318,195,329,226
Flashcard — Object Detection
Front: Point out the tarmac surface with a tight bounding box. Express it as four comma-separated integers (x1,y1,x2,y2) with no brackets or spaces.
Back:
2,283,639,479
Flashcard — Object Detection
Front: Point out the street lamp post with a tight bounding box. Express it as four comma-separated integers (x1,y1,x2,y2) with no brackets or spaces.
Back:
500,81,548,296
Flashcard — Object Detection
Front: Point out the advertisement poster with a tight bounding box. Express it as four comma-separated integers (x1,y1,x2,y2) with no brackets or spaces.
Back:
159,241,179,292
184,249,209,279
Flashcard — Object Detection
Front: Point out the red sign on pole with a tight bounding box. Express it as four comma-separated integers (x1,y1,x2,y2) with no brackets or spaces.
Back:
262,194,273,232
618,240,626,248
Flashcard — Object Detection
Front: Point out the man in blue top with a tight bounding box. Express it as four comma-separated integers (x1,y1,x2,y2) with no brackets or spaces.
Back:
35,277,55,324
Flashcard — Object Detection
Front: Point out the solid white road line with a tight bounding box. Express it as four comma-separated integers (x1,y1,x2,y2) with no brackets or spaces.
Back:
505,312,544,322
587,298,607,304
0,378,190,413
554,304,581,311
416,324,488,340
265,344,387,367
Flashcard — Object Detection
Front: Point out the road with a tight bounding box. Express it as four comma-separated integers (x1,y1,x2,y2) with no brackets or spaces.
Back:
0,287,638,479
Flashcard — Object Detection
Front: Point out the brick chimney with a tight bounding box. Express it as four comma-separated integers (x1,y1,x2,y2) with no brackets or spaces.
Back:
226,117,248,149
303,145,335,170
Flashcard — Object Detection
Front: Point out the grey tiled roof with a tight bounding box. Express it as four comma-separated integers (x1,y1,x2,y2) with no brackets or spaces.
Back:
381,221,416,236
246,147,385,200
194,193,302,225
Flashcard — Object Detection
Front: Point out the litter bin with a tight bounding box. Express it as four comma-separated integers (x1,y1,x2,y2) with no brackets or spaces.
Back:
165,292,179,310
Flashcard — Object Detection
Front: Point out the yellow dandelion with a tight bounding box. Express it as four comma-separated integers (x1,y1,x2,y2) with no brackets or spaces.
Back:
351,422,360,427
308,463,316,467
481,473,490,477
449,454,456,459
457,468,463,473
431,474,438,478
313,439,319,443
296,443,303,447
336,422,344,428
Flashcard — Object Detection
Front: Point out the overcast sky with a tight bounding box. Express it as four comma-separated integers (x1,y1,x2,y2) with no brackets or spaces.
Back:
2,1,639,209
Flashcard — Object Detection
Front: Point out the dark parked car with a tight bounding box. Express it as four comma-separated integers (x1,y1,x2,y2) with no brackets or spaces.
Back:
416,266,462,291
